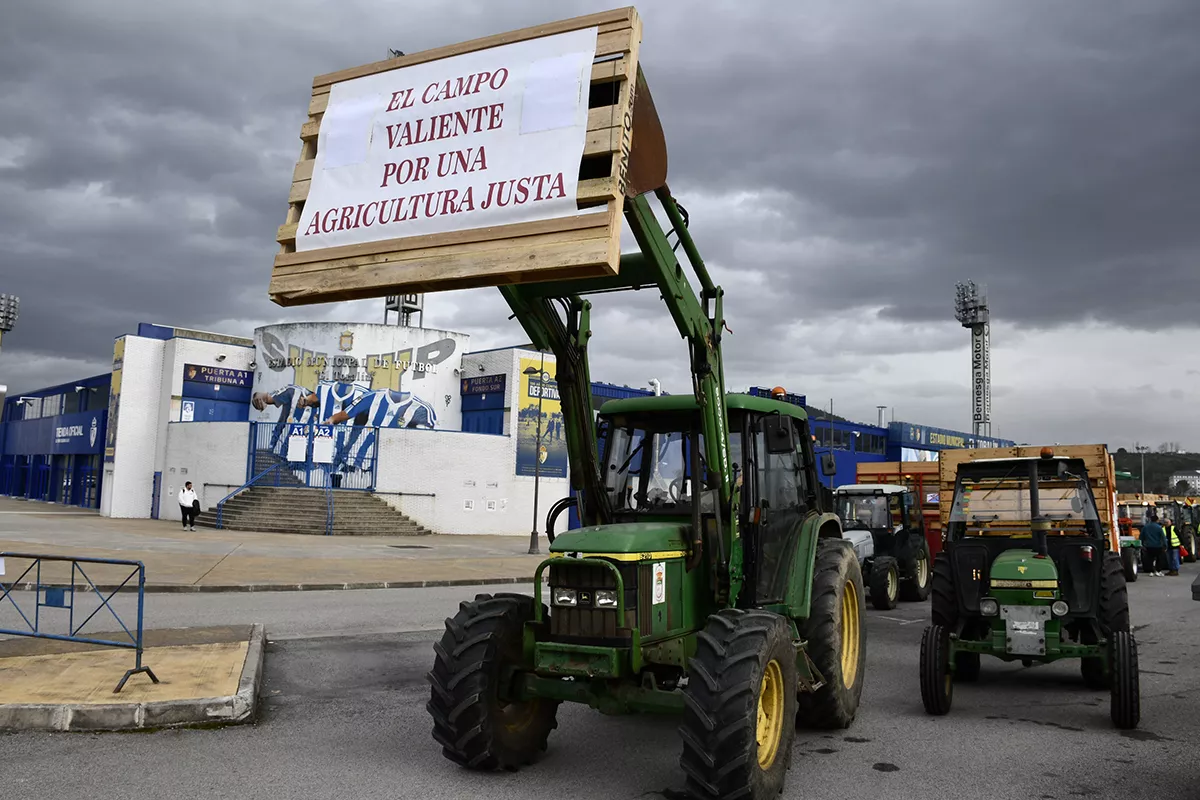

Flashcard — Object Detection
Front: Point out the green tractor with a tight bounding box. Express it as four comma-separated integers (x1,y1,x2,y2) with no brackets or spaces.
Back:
919,450,1140,729
427,187,868,798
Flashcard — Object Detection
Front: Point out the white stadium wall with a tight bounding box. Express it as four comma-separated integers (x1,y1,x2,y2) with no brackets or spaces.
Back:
159,422,250,520
374,427,568,535
101,329,253,520
101,335,165,518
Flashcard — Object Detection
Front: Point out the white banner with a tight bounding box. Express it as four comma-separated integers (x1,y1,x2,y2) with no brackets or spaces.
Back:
298,27,598,252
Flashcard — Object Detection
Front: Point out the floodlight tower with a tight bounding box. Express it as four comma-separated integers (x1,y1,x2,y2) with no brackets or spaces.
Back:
0,294,19,353
954,281,991,439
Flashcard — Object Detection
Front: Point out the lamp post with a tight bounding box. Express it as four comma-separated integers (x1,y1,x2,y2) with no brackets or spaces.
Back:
523,353,546,555
1135,444,1150,494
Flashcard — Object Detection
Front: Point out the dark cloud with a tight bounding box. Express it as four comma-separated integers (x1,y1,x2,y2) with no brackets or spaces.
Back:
0,0,1197,447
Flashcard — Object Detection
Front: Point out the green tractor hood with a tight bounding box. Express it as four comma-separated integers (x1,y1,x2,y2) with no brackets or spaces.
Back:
549,522,690,557
990,549,1059,585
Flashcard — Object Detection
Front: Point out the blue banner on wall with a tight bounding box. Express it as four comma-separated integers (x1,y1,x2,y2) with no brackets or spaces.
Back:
183,364,252,387
2,410,107,456
461,374,506,396
889,421,1013,451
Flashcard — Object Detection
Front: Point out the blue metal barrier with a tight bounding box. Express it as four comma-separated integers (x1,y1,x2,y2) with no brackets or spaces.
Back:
0,553,159,693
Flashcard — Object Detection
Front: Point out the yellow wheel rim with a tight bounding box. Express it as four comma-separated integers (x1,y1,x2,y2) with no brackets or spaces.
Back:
917,554,929,587
756,659,785,769
840,579,861,689
887,569,898,601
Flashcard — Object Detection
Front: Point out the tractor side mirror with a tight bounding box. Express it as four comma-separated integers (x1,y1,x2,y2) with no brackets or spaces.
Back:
820,452,836,477
1070,496,1083,513
763,415,794,454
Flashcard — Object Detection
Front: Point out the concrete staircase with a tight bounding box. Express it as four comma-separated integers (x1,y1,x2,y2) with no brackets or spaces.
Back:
195,486,431,536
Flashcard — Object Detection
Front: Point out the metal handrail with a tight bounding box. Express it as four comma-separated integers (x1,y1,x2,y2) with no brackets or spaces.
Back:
216,463,281,529
324,471,334,536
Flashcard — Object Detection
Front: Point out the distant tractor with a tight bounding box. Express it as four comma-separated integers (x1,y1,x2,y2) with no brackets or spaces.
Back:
833,484,932,609
920,448,1140,729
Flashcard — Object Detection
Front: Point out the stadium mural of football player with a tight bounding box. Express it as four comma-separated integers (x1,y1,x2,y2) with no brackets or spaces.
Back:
248,323,466,477
322,388,439,478
251,322,465,423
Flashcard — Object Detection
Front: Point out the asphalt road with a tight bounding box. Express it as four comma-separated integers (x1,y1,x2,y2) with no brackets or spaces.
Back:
1,570,1197,799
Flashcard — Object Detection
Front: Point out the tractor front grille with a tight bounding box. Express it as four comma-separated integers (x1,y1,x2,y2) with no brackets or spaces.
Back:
547,559,638,642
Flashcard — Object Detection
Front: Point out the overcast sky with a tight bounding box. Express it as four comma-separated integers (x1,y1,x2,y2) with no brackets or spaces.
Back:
2,0,1198,450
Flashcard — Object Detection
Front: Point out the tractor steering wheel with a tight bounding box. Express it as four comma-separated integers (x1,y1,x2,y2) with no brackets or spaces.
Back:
669,477,685,504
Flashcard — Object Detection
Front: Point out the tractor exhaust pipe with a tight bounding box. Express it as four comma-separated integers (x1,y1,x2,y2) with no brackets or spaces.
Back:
1029,457,1049,558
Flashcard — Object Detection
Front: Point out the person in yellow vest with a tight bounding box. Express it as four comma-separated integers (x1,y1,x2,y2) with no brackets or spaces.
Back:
1165,517,1182,576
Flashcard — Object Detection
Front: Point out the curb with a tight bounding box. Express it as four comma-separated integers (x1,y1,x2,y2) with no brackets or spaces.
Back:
4,576,539,594
0,623,266,733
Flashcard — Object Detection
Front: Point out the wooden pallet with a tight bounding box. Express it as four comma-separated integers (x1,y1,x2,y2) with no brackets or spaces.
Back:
269,6,664,307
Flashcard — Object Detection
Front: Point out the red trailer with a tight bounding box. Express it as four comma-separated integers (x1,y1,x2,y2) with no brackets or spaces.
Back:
855,461,943,557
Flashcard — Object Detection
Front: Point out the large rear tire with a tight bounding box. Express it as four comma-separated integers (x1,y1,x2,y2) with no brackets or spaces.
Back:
1110,631,1140,729
427,593,559,770
795,538,867,730
920,624,953,715
679,609,798,800
1081,653,1107,689
1121,546,1139,583
955,651,981,682
930,553,958,629
870,556,899,610
900,538,932,602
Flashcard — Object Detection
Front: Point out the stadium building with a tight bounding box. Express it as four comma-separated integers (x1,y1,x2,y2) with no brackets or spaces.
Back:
1,323,1012,534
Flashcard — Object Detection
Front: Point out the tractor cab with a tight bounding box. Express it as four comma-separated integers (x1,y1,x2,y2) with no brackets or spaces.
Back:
834,485,921,552
920,448,1139,729
832,484,931,609
555,393,832,619
1116,500,1150,536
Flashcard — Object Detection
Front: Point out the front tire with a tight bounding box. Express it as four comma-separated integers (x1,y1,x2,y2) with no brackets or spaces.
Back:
1099,553,1131,635
920,624,953,715
1081,553,1132,689
1110,631,1140,729
1185,532,1197,564
795,538,867,729
679,609,798,800
1121,546,1139,583
427,593,559,770
900,538,932,602
870,556,900,610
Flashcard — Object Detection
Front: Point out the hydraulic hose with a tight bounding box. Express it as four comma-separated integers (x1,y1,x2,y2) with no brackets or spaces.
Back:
545,496,577,544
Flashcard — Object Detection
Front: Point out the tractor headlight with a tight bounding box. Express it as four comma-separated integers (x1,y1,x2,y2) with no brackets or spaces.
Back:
979,598,999,616
595,589,619,608
1051,600,1069,617
552,588,577,607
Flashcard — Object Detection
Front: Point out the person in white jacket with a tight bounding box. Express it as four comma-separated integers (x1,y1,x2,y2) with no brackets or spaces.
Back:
178,482,199,531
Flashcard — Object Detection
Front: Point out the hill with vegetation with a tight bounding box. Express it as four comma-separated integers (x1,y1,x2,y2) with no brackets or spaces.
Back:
1112,450,1200,495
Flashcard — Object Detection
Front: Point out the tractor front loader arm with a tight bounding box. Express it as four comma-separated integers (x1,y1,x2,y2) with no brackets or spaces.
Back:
500,188,740,602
